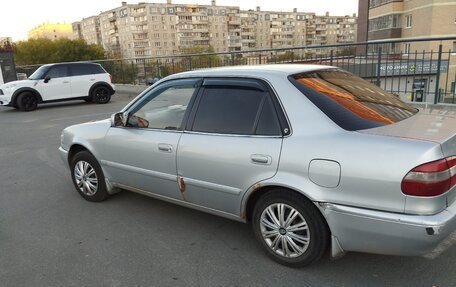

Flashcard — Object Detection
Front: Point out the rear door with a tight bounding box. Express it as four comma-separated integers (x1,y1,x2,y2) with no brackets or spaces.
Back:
70,64,102,98
176,78,286,216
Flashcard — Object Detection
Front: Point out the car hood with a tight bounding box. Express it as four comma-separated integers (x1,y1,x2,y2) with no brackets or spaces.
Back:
1,79,38,90
359,108,456,156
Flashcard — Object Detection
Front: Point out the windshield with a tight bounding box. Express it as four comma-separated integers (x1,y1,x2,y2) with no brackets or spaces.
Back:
28,65,51,80
289,69,418,131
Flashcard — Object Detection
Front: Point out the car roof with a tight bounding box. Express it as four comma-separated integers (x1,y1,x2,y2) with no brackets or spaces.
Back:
41,62,100,67
167,64,335,79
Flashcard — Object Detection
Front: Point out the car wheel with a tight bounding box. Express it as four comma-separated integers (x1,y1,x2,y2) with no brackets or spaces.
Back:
70,150,109,202
252,189,329,267
92,86,111,104
17,92,38,111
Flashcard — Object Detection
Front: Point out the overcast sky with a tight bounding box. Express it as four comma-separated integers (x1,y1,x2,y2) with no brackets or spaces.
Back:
1,0,358,41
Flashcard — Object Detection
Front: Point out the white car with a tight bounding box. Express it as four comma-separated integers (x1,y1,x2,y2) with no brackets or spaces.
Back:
0,62,115,111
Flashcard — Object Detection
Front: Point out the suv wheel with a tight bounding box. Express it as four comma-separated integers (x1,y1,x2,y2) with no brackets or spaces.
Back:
70,150,109,202
17,92,38,111
92,86,111,104
252,189,329,267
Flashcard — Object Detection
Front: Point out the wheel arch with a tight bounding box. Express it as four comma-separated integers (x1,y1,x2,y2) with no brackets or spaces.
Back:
12,88,43,105
89,82,115,97
67,143,95,166
243,183,320,222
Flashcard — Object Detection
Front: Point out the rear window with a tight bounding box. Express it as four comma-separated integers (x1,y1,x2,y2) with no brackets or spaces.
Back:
71,64,105,76
289,69,418,131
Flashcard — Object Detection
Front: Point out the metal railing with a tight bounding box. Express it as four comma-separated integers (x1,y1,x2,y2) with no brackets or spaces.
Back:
16,36,456,104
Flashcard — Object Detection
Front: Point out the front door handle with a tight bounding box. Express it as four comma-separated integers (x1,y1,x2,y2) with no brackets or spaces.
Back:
251,154,272,165
158,143,173,153
62,81,70,84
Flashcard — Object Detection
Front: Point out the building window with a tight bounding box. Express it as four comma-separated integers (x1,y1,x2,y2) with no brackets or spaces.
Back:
405,15,412,28
404,43,411,54
368,14,401,31
453,41,456,54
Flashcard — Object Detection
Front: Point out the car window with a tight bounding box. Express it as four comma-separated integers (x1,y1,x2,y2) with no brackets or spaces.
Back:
71,64,105,76
289,69,418,131
192,86,276,135
46,65,69,79
128,79,199,130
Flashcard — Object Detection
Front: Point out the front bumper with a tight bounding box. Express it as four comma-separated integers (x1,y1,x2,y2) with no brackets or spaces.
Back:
0,95,12,106
59,147,69,169
322,200,456,257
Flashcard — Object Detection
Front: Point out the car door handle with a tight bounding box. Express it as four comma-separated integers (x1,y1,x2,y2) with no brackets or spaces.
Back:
158,143,173,153
90,79,96,81
251,154,272,165
62,81,70,84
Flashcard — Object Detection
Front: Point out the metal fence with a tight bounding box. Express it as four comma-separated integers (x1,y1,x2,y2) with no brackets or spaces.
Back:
16,36,456,104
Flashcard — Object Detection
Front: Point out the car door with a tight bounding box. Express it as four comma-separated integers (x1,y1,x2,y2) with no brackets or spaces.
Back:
101,78,201,200
69,64,95,98
39,65,72,101
176,78,286,216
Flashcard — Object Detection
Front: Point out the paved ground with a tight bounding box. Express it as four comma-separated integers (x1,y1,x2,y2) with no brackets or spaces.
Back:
0,94,455,287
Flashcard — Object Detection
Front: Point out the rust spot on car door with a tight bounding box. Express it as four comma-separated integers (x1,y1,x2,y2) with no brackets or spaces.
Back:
178,176,186,193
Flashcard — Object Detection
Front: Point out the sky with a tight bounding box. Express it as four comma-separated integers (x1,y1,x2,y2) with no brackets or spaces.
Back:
1,0,358,41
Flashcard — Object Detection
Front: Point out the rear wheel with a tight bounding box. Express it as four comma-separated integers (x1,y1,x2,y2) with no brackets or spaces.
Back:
252,189,330,267
70,150,109,202
17,92,38,111
92,86,111,104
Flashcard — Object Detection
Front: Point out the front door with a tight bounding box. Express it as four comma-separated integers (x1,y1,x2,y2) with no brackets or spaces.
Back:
38,64,72,101
177,78,285,216
101,78,201,200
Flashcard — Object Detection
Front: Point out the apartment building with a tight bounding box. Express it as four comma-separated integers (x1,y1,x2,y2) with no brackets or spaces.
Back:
358,0,456,52
73,1,357,58
28,23,73,40
72,16,102,46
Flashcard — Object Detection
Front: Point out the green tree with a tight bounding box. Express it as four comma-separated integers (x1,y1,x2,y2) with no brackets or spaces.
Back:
14,38,106,66
181,45,222,69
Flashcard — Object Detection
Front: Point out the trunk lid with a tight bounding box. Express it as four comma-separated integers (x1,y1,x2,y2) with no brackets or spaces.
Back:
359,108,456,157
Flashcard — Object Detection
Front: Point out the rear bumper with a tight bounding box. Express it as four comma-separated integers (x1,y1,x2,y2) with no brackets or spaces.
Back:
321,200,456,257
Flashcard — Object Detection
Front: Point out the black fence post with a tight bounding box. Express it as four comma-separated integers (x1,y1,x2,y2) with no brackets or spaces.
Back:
330,50,334,66
258,54,262,65
143,59,147,85
231,54,235,66
434,44,443,104
376,47,382,87
188,56,193,71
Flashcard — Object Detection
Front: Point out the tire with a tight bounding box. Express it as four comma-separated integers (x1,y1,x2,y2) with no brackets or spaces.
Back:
17,92,38,111
70,150,109,202
252,189,330,267
92,86,111,104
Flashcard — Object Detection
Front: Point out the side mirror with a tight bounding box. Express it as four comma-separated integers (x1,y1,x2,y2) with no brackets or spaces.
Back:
44,76,51,83
111,112,128,127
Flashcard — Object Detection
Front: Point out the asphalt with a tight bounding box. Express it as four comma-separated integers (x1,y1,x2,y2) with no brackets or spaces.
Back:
0,93,455,287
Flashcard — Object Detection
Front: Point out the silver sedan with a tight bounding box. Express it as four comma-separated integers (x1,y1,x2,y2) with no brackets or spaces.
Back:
59,65,456,267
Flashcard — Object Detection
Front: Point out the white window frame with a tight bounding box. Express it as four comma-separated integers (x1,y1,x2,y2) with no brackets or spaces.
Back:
405,15,412,28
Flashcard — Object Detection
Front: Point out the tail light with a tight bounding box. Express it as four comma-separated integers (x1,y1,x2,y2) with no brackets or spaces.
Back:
109,74,112,83
401,156,456,197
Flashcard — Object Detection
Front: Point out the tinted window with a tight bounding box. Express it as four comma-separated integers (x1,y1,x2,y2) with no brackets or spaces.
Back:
46,65,69,78
128,79,199,130
255,97,281,136
192,87,265,135
71,64,105,76
28,65,51,80
289,69,418,131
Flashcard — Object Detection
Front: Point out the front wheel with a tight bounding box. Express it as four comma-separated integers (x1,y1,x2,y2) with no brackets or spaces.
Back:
92,86,111,104
70,151,109,202
252,189,330,267
17,92,38,111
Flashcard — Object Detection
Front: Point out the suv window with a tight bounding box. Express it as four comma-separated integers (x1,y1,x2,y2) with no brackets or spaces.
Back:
71,64,105,76
289,69,418,131
127,79,199,130
191,84,281,135
46,65,69,79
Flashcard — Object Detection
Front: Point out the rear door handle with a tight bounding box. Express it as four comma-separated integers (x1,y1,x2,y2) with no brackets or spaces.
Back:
251,154,272,165
90,79,96,81
62,81,70,84
158,143,173,153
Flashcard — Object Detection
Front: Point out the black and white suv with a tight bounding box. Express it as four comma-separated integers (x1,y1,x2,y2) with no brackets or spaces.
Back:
0,62,115,111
